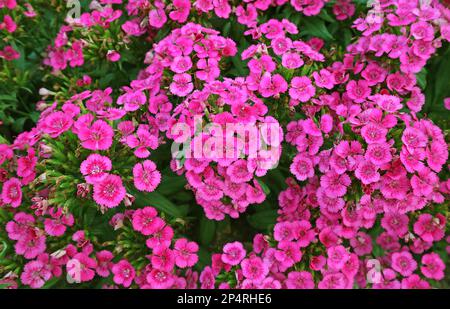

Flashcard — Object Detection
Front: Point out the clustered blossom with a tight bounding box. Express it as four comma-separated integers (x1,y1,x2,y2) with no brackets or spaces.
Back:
0,0,449,290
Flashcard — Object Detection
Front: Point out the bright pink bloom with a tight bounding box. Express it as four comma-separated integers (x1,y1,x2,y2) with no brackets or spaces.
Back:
421,253,445,280
132,206,165,236
20,260,51,288
174,238,199,268
170,73,193,97
290,153,314,181
112,260,135,288
221,241,246,266
133,160,161,192
391,251,417,277
1,177,22,208
78,120,114,151
93,174,126,208
289,76,315,102
80,154,112,184
241,256,268,282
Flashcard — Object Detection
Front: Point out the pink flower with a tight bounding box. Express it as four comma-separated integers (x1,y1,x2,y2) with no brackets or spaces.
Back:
226,159,253,184
169,0,191,23
112,260,135,288
1,177,22,208
241,256,268,282
96,250,113,277
313,69,335,89
132,206,165,236
327,245,350,271
346,80,371,103
413,214,445,242
78,120,114,151
41,111,73,138
20,260,51,288
15,234,46,259
290,153,314,181
296,220,315,247
355,160,380,184
318,272,349,289
381,212,409,237
282,52,304,69
151,247,175,271
196,58,220,81
1,15,17,33
445,98,450,110
106,50,120,62
0,45,20,60
421,253,445,281
361,63,387,86
147,268,174,288
289,76,315,102
170,73,193,97
80,154,112,184
197,178,224,201
361,123,387,144
221,241,246,266
133,160,161,192
410,21,434,41
93,174,126,208
391,251,417,277
365,143,392,166
149,8,167,28
126,125,158,158
285,271,314,289
369,94,403,112
171,56,193,73
174,238,199,268
320,172,351,198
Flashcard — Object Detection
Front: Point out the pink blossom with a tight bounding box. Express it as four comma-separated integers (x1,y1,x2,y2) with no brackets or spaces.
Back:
391,251,417,277
174,238,199,268
132,206,165,236
112,260,135,288
221,241,246,266
93,174,126,208
289,76,315,102
421,253,445,280
346,80,371,103
170,73,193,97
1,178,22,208
285,271,314,289
20,260,51,288
241,256,268,282
78,120,114,151
290,153,314,181
133,160,161,192
80,154,112,184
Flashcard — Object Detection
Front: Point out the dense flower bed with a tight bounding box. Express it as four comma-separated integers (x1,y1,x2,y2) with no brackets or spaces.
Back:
0,0,449,289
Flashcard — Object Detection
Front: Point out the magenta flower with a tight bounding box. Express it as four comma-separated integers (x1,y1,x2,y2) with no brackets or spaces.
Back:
174,238,199,268
77,119,114,151
80,154,112,184
421,253,445,280
93,174,126,208
289,76,315,102
132,206,165,236
1,177,22,208
240,256,268,282
112,260,135,288
221,241,246,266
169,73,193,97
391,251,417,277
133,160,161,192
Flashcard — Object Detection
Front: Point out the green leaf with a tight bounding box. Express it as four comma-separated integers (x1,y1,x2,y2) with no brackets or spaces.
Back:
416,68,427,90
132,190,184,218
256,179,271,196
302,18,334,41
199,217,216,245
247,209,277,231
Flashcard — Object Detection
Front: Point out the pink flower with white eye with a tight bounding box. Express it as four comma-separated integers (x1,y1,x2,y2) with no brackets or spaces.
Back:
151,247,175,272
80,154,112,184
361,123,387,144
169,73,193,97
421,253,445,281
77,119,114,151
241,256,268,282
391,251,417,277
174,238,199,268
132,206,165,236
221,241,246,266
289,76,315,102
93,174,126,208
126,125,158,158
1,177,22,208
147,268,174,289
282,52,304,69
133,160,161,192
112,260,135,288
